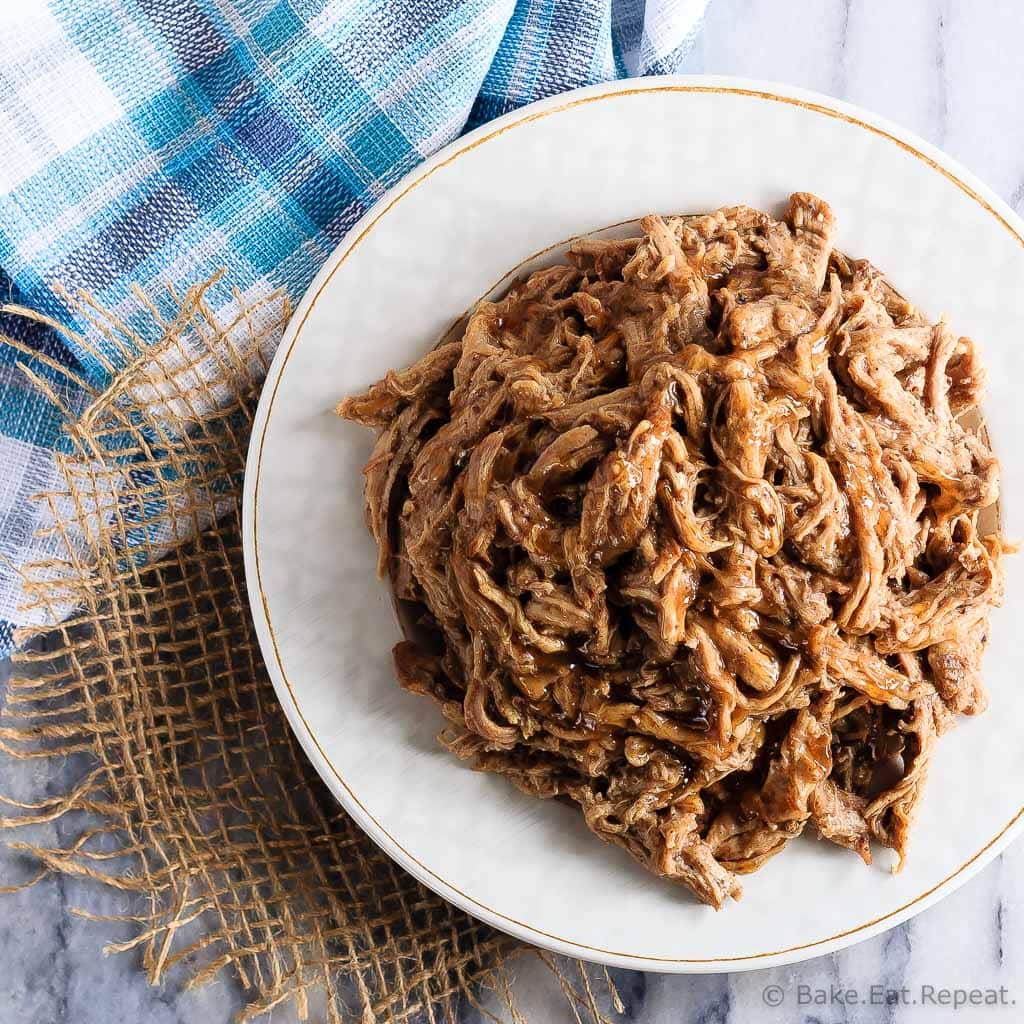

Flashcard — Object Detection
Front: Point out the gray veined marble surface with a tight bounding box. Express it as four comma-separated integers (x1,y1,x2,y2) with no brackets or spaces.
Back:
3,1,1024,1021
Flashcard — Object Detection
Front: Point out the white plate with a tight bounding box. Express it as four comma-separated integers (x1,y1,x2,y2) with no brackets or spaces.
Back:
243,77,1024,972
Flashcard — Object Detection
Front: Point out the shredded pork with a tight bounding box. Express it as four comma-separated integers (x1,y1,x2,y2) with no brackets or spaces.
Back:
337,193,1005,907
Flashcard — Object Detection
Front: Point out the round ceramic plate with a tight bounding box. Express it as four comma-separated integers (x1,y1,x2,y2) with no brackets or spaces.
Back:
243,76,1024,971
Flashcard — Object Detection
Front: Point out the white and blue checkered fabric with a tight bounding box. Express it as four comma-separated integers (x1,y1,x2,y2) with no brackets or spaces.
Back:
0,0,708,656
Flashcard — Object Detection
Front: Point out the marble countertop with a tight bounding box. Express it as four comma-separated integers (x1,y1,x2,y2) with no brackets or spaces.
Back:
3,1,1024,1020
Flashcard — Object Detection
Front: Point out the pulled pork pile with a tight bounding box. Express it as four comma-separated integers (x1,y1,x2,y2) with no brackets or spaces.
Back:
337,193,1005,907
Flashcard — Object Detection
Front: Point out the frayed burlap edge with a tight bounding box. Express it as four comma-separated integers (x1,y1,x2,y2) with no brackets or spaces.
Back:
0,278,624,1023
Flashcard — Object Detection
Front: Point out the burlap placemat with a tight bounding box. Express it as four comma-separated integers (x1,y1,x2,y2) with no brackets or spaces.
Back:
0,281,622,1022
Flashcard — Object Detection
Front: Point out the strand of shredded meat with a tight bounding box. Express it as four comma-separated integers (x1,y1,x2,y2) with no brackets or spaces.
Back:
337,193,1006,908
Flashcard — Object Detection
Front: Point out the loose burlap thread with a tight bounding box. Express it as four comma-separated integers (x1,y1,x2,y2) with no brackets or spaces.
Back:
0,280,624,1023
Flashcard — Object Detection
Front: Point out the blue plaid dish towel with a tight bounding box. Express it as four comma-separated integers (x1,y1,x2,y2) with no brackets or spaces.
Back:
0,0,709,658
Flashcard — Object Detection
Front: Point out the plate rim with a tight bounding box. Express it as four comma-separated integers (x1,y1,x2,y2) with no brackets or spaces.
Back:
242,74,1024,972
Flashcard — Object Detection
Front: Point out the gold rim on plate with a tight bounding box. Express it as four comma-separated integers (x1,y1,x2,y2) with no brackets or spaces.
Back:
249,81,1024,967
